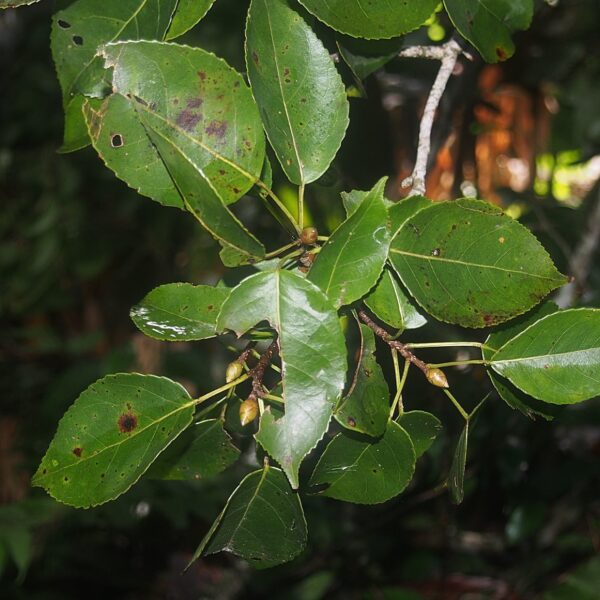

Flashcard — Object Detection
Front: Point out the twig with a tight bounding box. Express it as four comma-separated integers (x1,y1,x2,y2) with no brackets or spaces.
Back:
399,39,471,196
247,341,279,401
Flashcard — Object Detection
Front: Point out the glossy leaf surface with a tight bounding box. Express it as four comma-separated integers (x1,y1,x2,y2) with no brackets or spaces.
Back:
130,283,230,341
444,0,533,63
309,179,390,308
32,374,193,507
398,411,442,458
148,419,239,480
298,0,438,39
448,421,468,504
335,323,390,437
51,0,179,152
84,40,265,207
483,302,560,419
246,0,349,184
165,0,216,40
365,268,426,331
193,465,307,568
309,422,415,504
1,0,41,8
490,309,600,404
389,199,566,328
217,270,346,487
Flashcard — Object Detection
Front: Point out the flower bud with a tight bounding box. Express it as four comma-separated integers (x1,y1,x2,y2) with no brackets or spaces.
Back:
426,367,449,389
300,226,318,245
239,398,259,426
225,361,243,383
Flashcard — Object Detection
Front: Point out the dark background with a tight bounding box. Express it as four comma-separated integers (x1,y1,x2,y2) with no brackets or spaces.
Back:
1,1,600,598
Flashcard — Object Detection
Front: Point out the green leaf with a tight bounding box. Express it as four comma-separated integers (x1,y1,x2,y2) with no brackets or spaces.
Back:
32,374,193,508
483,302,560,419
335,322,390,437
308,178,390,308
397,411,442,458
448,421,468,504
298,0,438,39
490,308,600,405
544,556,600,600
309,422,416,504
388,195,432,235
444,0,533,63
389,199,566,328
245,0,349,184
165,0,216,40
84,40,266,207
216,270,346,488
51,0,180,152
130,283,230,341
193,464,307,568
365,268,426,332
147,419,239,480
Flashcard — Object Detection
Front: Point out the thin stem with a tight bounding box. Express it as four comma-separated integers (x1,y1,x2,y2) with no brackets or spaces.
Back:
192,374,249,406
262,393,285,404
317,235,329,242
390,354,410,419
428,359,487,368
255,180,302,235
443,389,470,421
405,341,490,350
265,240,301,259
298,183,305,231
194,393,230,421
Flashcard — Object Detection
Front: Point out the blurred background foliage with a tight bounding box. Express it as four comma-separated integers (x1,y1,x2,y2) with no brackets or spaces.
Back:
1,0,600,598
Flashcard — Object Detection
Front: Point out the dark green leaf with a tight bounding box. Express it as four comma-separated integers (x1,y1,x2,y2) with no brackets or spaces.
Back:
298,0,438,39
397,411,442,458
84,40,265,207
544,556,600,600
389,199,566,328
483,302,560,419
388,195,432,235
490,308,600,404
216,270,346,488
32,374,193,507
193,465,307,568
335,323,390,437
165,0,216,40
147,419,239,480
51,0,179,152
130,283,230,341
365,268,426,331
308,178,390,308
444,0,533,63
309,422,415,504
245,0,349,184
448,421,468,504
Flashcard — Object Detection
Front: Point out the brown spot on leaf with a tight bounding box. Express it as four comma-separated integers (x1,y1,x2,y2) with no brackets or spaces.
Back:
73,447,83,457
207,304,214,310
218,169,226,175
205,120,227,138
187,97,203,109
347,417,356,427
496,47,508,61
483,314,494,325
176,109,202,131
252,51,259,65
118,412,138,434
197,71,207,81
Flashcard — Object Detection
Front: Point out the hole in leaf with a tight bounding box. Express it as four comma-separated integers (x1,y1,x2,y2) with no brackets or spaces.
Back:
72,35,83,46
110,134,124,148
57,19,71,29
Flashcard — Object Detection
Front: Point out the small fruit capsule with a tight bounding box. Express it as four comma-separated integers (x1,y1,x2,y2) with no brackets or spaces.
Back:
239,398,259,426
300,226,318,245
225,361,243,383
426,367,449,389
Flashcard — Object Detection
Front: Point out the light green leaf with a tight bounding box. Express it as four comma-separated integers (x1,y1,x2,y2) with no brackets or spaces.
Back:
245,0,349,184
483,301,560,419
448,421,468,504
444,0,533,63
389,199,566,328
365,268,426,332
130,283,230,341
216,270,346,488
335,323,390,437
51,0,180,152
308,178,390,308
32,374,193,508
490,308,600,405
397,411,442,458
309,422,416,504
298,0,438,39
165,0,216,40
193,464,307,568
147,419,239,480
84,40,265,207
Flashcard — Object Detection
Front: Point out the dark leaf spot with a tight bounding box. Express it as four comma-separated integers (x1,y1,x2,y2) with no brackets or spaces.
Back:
218,169,226,175
176,110,202,132
118,412,138,433
72,35,83,46
57,19,71,29
251,51,259,65
347,417,356,427
496,47,508,61
73,447,83,457
187,97,203,109
207,304,214,310
205,120,227,138
197,71,207,81
110,134,124,148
